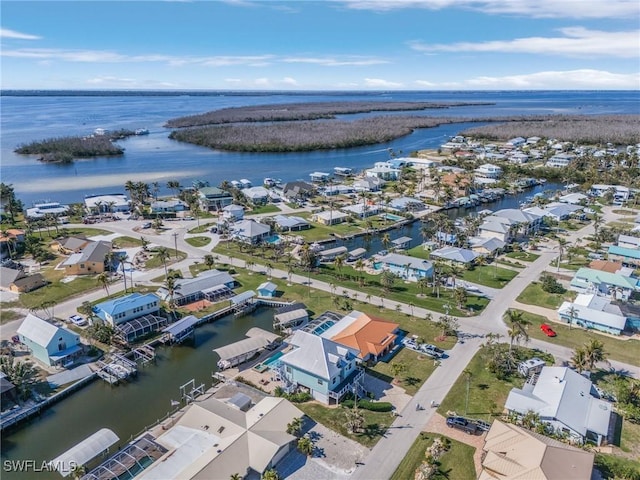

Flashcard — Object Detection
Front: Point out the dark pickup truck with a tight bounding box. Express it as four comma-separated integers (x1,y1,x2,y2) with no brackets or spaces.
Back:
446,416,478,435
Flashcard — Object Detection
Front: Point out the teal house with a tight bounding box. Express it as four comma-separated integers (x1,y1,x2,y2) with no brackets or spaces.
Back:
257,281,277,298
277,330,363,405
17,314,82,368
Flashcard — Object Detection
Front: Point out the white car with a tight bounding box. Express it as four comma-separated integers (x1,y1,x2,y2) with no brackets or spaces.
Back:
69,314,88,326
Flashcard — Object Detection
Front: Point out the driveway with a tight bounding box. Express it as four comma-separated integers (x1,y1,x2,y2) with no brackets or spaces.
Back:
425,413,486,476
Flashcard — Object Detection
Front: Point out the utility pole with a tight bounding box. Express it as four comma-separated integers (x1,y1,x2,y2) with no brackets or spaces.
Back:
172,232,178,258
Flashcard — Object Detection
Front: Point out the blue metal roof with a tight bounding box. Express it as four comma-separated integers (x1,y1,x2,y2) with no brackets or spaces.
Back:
163,315,200,336
94,293,159,318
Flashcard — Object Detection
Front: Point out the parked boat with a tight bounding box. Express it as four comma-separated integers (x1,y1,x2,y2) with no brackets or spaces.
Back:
134,128,149,135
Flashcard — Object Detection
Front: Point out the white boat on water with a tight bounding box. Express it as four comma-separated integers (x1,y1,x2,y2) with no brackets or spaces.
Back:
134,128,149,135
334,167,353,176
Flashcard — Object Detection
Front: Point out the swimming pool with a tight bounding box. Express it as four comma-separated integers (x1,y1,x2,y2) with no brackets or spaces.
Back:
264,350,284,367
380,213,404,222
264,234,282,244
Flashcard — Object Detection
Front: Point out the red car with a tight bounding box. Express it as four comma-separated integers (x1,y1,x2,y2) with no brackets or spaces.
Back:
540,324,557,337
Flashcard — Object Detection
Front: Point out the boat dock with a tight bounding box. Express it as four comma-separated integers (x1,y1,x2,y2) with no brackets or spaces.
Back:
96,354,138,385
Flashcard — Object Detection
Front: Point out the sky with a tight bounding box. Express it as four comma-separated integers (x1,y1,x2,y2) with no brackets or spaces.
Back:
1,0,639,91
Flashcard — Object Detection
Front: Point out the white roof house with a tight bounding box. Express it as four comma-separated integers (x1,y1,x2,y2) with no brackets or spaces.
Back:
137,396,303,480
232,220,271,244
84,194,130,213
504,366,612,445
430,246,478,264
617,234,640,250
312,210,349,225
558,294,627,335
242,186,270,203
474,163,503,179
559,192,588,205
17,314,82,367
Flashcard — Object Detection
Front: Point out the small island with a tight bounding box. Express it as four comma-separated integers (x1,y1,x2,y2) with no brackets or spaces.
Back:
14,128,145,163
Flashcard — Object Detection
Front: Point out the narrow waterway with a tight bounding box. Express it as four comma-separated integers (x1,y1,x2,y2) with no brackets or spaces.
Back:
0,309,274,479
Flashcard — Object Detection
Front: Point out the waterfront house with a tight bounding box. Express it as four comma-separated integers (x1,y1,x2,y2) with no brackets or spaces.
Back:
508,152,530,164
365,162,400,181
588,260,624,274
546,153,575,168
478,217,513,243
504,366,612,446
617,234,640,250
25,201,69,219
273,215,310,232
214,327,281,370
569,267,638,300
257,281,277,298
608,245,640,268
198,187,233,211
277,330,361,404
281,181,315,202
558,294,627,335
321,311,399,363
60,240,112,276
133,395,303,480
84,193,130,213
17,314,82,368
524,203,581,222
317,246,348,262
0,373,17,406
479,420,594,480
273,303,309,332
340,203,380,218
93,292,160,326
430,246,478,266
242,186,270,205
231,219,271,244
311,210,349,226
376,253,433,281
474,163,503,179
150,199,187,214
156,269,235,306
388,196,424,212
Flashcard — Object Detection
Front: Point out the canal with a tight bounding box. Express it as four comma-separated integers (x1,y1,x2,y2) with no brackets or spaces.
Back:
0,182,563,478
0,309,275,480
324,182,564,254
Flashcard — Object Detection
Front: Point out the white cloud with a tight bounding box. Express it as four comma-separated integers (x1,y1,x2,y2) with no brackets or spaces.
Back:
2,48,127,62
254,78,270,86
465,69,640,89
414,80,437,87
338,0,640,18
409,28,640,58
0,28,41,40
282,77,298,86
282,56,389,66
364,78,404,87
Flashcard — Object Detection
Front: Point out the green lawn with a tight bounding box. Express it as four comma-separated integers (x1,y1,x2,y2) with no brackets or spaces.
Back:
145,249,188,269
437,345,553,420
461,265,519,288
368,347,442,396
391,433,477,480
496,259,525,269
246,204,281,215
505,251,540,262
516,282,575,309
215,242,489,316
298,403,395,448
406,245,431,260
188,222,216,234
112,236,143,248
21,275,104,309
185,236,211,247
514,310,640,367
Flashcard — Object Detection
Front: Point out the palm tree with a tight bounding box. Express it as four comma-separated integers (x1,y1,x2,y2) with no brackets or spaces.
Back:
204,254,215,270
164,275,181,319
381,233,391,251
504,309,530,353
571,347,589,373
556,237,568,272
297,436,314,456
156,246,171,280
261,469,280,480
286,417,303,436
333,255,345,280
97,272,110,296
354,259,365,287
229,474,243,480
119,253,130,293
584,339,608,371
567,305,577,330
454,286,467,309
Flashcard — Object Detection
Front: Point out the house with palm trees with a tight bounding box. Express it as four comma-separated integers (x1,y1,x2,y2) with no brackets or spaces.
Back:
504,366,612,446
375,252,433,282
558,294,628,335
84,193,130,213
155,270,235,306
